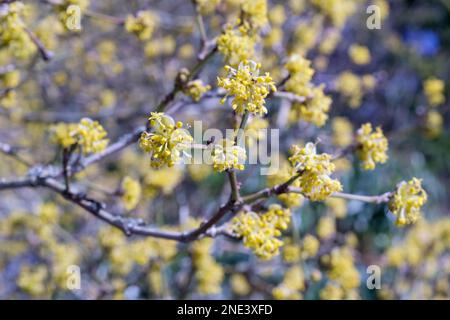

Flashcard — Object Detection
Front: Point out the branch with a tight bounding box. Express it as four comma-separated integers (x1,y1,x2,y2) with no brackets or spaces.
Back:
0,142,33,166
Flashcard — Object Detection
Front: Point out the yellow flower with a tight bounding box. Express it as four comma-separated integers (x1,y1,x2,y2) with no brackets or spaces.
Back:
192,238,224,295
388,178,427,227
76,118,109,154
332,117,353,148
121,176,141,211
282,242,301,263
124,10,158,41
424,110,443,138
284,55,331,127
230,274,251,296
423,77,445,107
317,215,336,240
183,79,211,101
348,44,371,65
272,266,304,300
217,23,256,66
302,234,320,259
356,123,388,170
231,204,291,260
336,71,363,108
17,265,48,297
140,113,193,168
326,198,347,219
0,2,37,60
289,142,342,201
320,283,344,300
295,84,331,127
50,118,109,154
310,0,358,28
209,138,246,172
1,69,21,88
241,0,268,29
144,166,184,196
327,247,360,291
218,60,276,116
285,54,314,97
195,0,221,15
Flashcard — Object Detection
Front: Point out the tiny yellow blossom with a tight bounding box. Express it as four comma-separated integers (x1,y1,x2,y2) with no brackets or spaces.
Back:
124,10,158,41
50,118,109,154
302,234,320,259
140,112,193,168
231,204,291,260
332,117,353,148
272,265,305,300
356,123,388,170
289,142,342,201
183,79,211,102
217,23,256,66
218,60,276,116
424,110,443,138
348,44,371,65
388,178,427,227
209,138,246,172
121,176,141,211
424,77,445,107
230,274,251,296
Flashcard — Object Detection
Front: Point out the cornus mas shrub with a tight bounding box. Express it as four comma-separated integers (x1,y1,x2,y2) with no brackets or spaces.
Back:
0,0,448,299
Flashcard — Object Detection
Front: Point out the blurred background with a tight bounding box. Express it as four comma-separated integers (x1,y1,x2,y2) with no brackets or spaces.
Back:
0,0,449,299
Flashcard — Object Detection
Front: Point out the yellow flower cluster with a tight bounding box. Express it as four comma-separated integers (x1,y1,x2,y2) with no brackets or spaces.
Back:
124,10,158,41
355,123,388,170
388,178,427,227
231,204,291,259
144,166,184,196
121,176,141,211
183,79,211,101
383,217,450,299
289,142,342,201
0,2,36,60
317,215,336,240
348,44,371,65
50,117,109,154
423,77,445,107
140,112,193,168
241,0,268,29
272,266,305,299
320,247,361,299
217,23,256,66
282,242,301,263
284,55,331,127
332,117,353,148
96,40,123,74
424,110,443,139
0,68,20,88
195,0,221,15
17,265,48,297
209,138,246,172
326,198,348,219
99,226,177,275
192,238,224,295
302,234,320,259
55,0,90,30
218,60,276,116
336,71,363,108
230,273,251,296
310,0,358,28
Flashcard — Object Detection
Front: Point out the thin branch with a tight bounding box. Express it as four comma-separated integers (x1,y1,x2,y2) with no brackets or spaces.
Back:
0,142,33,167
